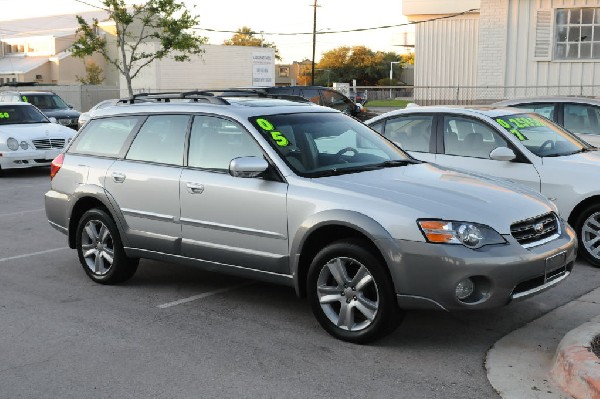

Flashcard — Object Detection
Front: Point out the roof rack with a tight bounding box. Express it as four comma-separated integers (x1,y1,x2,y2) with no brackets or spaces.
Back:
118,90,310,105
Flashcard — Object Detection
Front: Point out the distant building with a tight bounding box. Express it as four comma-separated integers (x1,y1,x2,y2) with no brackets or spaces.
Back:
0,11,116,86
403,0,600,101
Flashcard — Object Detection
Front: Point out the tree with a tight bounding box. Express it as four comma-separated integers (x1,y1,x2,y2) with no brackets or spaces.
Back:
76,61,105,85
71,0,207,97
223,26,281,60
316,46,404,86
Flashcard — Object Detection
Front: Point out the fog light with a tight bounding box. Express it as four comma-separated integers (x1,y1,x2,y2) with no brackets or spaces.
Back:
455,278,474,300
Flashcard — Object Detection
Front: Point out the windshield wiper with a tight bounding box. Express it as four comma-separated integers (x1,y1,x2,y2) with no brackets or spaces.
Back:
313,159,420,177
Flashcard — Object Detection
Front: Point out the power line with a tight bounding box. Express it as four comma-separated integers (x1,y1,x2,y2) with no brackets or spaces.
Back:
195,9,480,36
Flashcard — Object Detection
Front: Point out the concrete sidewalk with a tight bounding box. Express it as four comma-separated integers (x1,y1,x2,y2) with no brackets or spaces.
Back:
486,287,600,399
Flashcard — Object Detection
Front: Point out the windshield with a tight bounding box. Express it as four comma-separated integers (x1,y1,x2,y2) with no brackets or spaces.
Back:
494,113,589,157
0,104,49,125
249,112,413,177
24,94,69,110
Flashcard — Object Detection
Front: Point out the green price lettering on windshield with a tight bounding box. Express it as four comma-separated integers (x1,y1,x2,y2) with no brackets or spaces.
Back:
495,117,535,141
256,118,289,146
256,118,275,131
0,112,10,119
21,96,28,103
270,131,289,147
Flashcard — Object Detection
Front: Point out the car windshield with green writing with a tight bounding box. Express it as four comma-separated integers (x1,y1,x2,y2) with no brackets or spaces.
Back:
250,112,413,177
494,113,587,157
0,104,50,125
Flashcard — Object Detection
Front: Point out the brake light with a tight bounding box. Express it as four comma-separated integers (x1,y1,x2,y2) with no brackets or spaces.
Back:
50,153,64,180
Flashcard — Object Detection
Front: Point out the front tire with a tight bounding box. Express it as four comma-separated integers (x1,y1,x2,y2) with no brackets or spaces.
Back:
307,239,404,343
75,208,139,284
574,204,600,267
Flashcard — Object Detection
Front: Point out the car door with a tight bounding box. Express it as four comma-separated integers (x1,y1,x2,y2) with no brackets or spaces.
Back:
369,114,437,162
104,114,190,254
179,115,289,275
434,114,542,192
561,103,600,147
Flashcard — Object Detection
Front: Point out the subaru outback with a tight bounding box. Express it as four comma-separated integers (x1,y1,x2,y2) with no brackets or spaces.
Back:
45,91,576,343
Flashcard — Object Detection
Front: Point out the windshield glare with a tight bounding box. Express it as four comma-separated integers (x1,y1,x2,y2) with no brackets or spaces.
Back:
494,113,586,157
0,105,49,125
250,112,411,177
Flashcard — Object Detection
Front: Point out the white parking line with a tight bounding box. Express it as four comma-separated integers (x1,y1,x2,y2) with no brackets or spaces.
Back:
0,247,69,263
157,281,255,309
0,208,45,217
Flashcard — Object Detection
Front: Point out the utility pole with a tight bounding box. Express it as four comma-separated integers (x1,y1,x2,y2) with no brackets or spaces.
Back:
311,0,317,86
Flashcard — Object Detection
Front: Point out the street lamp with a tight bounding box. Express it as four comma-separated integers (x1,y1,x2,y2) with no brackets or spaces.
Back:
389,61,401,99
311,0,318,85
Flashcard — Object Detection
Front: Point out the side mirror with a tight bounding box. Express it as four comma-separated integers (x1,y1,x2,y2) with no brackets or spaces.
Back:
229,156,268,178
48,117,58,124
68,104,74,109
489,146,516,161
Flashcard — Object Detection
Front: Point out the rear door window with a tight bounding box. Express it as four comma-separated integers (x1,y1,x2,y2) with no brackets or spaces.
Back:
564,103,600,135
69,116,142,157
382,115,434,153
126,115,190,166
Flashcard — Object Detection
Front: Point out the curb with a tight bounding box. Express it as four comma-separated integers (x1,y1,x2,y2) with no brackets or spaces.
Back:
551,315,600,399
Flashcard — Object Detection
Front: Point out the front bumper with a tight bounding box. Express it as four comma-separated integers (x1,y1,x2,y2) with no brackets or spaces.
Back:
0,148,62,169
377,221,577,311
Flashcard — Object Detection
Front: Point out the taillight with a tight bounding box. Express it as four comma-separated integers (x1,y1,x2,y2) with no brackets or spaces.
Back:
50,153,64,180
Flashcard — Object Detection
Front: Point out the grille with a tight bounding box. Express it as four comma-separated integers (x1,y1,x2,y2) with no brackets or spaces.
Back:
32,138,66,150
510,212,559,248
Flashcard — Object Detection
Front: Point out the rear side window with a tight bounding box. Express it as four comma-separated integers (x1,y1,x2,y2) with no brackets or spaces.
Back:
70,116,142,157
509,103,555,120
383,115,433,153
126,115,190,166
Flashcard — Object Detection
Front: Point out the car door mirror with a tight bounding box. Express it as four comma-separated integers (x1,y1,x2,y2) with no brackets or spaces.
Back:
229,156,269,178
489,146,516,161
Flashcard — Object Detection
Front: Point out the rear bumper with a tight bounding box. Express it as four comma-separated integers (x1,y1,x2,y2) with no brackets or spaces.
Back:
377,220,577,311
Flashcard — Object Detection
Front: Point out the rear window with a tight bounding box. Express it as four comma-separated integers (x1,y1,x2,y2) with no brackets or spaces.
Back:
69,116,142,157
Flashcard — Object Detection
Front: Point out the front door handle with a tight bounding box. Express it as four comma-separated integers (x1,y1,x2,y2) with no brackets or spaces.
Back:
111,172,126,183
186,182,204,194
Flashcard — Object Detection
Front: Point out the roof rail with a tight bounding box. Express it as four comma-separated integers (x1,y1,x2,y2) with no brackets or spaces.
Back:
118,89,310,105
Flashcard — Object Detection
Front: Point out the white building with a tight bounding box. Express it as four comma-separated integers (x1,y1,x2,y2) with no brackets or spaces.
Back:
124,44,275,96
403,0,600,102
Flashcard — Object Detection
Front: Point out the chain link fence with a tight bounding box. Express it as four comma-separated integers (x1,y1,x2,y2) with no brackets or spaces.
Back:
355,85,600,105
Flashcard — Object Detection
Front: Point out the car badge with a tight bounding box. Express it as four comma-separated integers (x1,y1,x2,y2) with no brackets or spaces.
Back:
534,223,544,233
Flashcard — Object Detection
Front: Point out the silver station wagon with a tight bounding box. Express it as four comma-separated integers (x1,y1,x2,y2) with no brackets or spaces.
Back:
45,92,576,343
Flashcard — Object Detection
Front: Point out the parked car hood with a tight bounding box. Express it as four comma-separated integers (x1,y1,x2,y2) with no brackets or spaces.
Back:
542,149,600,167
309,163,554,235
40,109,81,118
0,123,75,140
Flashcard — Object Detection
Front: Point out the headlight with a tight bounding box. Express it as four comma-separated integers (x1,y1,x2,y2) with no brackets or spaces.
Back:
417,220,506,249
7,137,19,151
20,141,28,150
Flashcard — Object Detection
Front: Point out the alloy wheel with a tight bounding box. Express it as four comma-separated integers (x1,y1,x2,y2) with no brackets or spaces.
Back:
80,219,115,276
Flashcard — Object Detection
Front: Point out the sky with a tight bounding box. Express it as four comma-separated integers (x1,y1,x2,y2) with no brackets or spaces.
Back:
0,0,411,63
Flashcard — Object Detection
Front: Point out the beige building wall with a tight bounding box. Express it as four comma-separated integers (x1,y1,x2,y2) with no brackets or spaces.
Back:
123,44,275,95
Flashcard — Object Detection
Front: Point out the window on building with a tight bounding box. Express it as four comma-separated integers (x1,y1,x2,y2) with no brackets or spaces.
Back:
555,7,600,60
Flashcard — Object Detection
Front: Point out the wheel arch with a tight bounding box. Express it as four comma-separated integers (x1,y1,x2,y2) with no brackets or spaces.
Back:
567,195,600,228
290,210,393,298
68,186,124,249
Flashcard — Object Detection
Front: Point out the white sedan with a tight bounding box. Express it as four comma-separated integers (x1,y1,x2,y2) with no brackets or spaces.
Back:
366,106,600,267
0,102,75,174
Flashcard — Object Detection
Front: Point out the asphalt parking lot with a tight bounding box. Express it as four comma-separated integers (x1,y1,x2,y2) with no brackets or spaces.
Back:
1,167,598,399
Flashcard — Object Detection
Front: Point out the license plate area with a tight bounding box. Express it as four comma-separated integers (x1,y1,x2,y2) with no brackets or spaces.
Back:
545,251,567,282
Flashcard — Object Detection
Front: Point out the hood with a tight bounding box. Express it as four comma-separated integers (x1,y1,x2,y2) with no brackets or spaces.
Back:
542,150,600,167
40,109,81,118
0,123,76,140
312,163,554,235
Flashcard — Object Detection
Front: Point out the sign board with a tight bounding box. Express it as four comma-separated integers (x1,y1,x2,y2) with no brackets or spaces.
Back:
252,52,275,87
333,82,350,96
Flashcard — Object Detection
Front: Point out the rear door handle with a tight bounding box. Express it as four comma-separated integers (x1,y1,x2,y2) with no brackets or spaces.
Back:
186,182,204,194
111,172,126,183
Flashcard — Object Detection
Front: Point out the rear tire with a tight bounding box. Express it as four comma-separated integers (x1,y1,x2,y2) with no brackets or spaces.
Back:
75,208,139,284
307,239,404,344
574,204,600,267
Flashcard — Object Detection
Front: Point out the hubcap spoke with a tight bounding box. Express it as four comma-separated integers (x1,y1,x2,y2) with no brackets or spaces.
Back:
85,224,98,243
83,248,97,258
327,258,350,286
101,249,114,265
337,301,354,329
355,295,377,321
351,265,373,291
99,225,110,243
94,251,103,273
